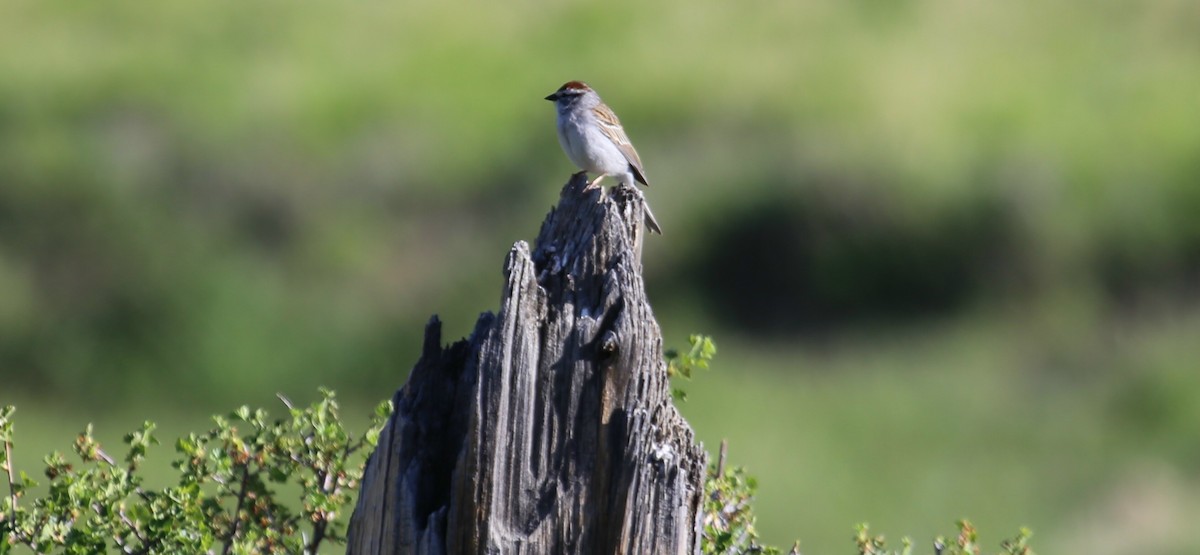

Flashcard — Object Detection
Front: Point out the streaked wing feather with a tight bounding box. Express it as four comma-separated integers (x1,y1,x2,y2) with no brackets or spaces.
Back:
594,104,649,186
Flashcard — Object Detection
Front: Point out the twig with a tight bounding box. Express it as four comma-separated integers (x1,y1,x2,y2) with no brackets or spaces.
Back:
221,463,253,555
93,445,151,502
94,447,118,467
99,501,151,554
305,467,336,554
110,523,133,555
306,518,328,555
119,506,151,551
717,439,728,476
276,393,295,411
4,438,17,522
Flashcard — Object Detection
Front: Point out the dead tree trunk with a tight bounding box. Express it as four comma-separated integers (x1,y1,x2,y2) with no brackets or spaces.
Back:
346,174,708,555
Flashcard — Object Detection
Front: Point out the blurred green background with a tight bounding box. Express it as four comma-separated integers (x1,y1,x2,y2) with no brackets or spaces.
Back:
3,1,1199,553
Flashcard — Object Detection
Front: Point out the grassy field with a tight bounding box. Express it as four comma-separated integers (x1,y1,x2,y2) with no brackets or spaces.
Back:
3,1,1199,553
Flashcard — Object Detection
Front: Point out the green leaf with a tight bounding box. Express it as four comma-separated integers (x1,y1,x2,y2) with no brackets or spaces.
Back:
667,334,718,403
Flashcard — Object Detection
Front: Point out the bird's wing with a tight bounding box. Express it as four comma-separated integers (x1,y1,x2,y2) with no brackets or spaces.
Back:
593,103,649,186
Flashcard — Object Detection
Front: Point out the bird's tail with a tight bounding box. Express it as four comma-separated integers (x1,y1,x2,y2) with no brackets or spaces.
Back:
643,200,663,235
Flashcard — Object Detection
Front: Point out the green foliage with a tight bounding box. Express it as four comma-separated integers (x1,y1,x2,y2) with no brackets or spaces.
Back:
666,334,718,401
5,385,1040,554
0,390,391,554
702,462,780,555
851,521,1035,555
700,455,1036,555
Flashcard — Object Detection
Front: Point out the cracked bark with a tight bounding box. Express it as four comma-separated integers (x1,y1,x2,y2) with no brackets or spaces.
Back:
346,174,707,555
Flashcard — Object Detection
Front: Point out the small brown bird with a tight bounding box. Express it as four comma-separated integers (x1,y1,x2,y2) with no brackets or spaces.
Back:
545,81,662,234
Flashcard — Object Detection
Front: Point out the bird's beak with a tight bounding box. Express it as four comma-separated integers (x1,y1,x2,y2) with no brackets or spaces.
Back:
544,92,558,101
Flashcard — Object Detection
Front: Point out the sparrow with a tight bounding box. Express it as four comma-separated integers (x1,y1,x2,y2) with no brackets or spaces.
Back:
545,81,662,234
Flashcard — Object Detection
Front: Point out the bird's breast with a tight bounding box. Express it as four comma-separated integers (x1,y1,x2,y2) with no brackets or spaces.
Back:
556,113,627,175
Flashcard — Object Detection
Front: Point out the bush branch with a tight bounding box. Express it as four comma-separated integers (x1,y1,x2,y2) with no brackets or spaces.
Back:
221,462,253,555
4,438,16,521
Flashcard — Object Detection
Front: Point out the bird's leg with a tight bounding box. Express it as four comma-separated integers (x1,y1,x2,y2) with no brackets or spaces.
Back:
583,174,607,191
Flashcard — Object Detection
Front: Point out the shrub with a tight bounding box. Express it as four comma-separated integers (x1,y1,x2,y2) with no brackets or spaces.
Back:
0,389,390,554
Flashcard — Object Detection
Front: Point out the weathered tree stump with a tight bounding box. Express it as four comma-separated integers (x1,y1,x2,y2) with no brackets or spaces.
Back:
346,174,707,555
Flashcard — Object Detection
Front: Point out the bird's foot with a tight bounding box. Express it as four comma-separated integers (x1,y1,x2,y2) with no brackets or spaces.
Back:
583,174,607,192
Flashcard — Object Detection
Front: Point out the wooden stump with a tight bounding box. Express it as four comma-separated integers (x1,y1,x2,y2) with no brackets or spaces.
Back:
346,174,707,555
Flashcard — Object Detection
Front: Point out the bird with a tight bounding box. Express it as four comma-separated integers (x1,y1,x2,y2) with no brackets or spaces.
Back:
545,81,662,235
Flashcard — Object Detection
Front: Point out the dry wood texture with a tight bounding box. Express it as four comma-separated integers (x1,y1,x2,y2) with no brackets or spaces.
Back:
346,174,707,555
